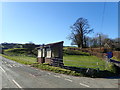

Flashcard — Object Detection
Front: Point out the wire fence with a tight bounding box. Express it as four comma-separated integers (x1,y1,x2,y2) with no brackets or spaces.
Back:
64,60,106,70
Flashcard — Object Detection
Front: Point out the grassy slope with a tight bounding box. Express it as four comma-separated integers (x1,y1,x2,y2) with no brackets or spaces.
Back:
1,54,37,65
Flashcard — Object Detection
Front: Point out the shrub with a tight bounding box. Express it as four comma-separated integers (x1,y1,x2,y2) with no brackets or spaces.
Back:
105,62,116,73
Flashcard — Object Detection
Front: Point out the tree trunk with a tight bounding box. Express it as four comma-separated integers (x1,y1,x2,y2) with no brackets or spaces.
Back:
78,44,81,47
81,36,84,48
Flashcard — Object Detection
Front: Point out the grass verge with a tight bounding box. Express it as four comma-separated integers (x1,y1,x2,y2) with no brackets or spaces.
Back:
31,63,83,76
1,54,37,65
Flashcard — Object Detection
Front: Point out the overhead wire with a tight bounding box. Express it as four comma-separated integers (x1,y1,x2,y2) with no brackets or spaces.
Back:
100,1,106,32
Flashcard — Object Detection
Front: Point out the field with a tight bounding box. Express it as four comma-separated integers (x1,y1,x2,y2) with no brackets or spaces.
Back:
1,54,106,70
1,54,37,65
63,55,106,70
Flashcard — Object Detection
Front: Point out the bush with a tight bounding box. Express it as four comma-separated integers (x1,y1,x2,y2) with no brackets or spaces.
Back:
105,62,117,73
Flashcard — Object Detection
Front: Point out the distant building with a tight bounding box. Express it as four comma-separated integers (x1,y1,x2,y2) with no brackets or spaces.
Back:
37,41,64,67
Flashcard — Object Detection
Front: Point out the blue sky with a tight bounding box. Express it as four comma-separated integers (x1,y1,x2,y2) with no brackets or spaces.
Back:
1,2,118,46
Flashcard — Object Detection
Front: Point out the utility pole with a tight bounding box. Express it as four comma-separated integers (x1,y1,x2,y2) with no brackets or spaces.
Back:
99,34,101,52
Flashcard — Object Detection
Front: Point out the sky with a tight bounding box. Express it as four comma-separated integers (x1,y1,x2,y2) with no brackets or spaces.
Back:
1,2,118,46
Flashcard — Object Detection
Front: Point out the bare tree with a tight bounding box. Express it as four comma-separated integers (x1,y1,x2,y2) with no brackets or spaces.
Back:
91,37,99,47
68,17,93,48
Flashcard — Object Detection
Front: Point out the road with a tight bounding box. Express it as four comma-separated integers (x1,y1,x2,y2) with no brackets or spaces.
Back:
0,56,119,89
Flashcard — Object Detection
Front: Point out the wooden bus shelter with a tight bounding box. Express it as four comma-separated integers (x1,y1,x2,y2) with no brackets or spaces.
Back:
37,41,64,67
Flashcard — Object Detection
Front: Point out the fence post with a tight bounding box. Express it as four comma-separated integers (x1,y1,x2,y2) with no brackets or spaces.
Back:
86,68,90,73
105,56,110,70
97,68,99,72
96,62,99,72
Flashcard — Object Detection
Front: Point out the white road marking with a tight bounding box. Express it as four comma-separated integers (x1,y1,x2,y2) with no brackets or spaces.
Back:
12,64,16,67
0,66,6,73
12,79,22,88
54,75,61,78
8,64,13,67
61,74,71,78
79,83,90,87
65,78,73,82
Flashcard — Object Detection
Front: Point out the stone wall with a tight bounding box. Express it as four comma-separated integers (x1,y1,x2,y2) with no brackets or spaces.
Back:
113,51,120,59
45,58,52,64
37,57,45,64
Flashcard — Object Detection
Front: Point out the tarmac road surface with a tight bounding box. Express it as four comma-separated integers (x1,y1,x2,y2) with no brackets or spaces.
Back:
0,56,119,88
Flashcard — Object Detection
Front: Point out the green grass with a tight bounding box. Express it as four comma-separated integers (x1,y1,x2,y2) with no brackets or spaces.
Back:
3,48,37,57
63,55,106,70
32,64,83,76
63,49,90,56
112,56,120,62
4,48,27,55
1,54,37,65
